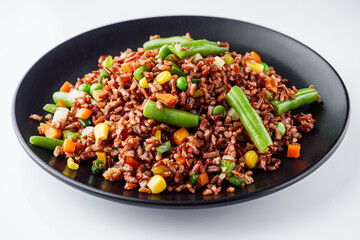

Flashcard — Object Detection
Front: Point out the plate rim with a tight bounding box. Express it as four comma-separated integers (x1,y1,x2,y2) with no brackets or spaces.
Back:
12,15,351,208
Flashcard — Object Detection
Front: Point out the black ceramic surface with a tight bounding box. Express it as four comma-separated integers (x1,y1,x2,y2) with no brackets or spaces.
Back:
13,16,349,208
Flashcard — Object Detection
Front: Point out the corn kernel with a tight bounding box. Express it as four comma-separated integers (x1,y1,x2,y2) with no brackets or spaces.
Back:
139,78,149,88
246,61,264,72
155,130,161,140
67,157,79,170
154,71,171,84
94,123,109,140
147,175,167,194
192,89,204,99
244,150,259,169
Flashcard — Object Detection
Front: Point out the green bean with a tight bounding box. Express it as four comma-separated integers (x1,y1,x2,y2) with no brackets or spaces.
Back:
176,77,188,91
29,136,64,150
143,101,202,128
276,122,286,136
264,90,274,101
212,105,226,117
91,160,104,175
220,159,236,178
229,176,245,187
168,40,229,59
261,62,270,73
190,172,199,185
43,104,58,114
78,83,91,94
170,64,186,77
53,91,73,108
79,118,93,127
159,44,172,59
143,36,192,50
156,141,172,154
191,78,201,83
226,86,273,153
133,65,149,81
62,130,77,140
90,83,103,96
98,69,110,83
270,88,318,115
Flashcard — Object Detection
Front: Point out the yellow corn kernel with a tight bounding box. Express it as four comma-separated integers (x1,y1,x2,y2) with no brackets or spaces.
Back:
67,157,79,170
244,150,259,169
94,123,109,140
155,130,161,140
147,175,167,194
246,61,264,72
139,78,149,88
154,71,171,84
151,164,170,175
192,89,204,99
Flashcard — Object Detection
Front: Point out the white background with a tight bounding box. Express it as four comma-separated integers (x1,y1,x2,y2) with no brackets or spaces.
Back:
2,0,359,239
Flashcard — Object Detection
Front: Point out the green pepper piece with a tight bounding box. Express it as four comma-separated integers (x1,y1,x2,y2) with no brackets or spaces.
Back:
53,92,73,108
170,64,186,77
270,88,318,115
78,83,91,94
102,56,113,69
143,101,203,128
43,104,58,114
156,141,172,154
62,130,77,140
224,54,234,65
190,172,199,185
226,86,273,153
276,122,286,136
212,105,227,117
191,78,201,83
91,160,104,175
261,62,270,73
220,159,236,178
143,36,193,50
168,40,229,59
176,77,188,91
159,44,172,59
98,69,110,83
229,176,245,187
133,65,149,81
29,136,64,150
142,143,146,151
79,118,93,127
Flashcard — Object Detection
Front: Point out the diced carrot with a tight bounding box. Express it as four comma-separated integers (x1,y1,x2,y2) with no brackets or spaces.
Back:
60,81,73,92
156,93,179,108
287,144,301,158
175,156,186,166
75,108,93,119
250,51,261,63
45,127,62,139
92,89,106,102
126,157,140,169
63,139,76,153
265,78,278,93
40,123,51,134
121,63,134,73
56,100,67,108
146,62,152,71
197,173,209,187
173,127,189,145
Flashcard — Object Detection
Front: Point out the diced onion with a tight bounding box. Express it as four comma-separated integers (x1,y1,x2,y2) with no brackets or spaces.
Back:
193,53,203,63
68,90,86,102
213,56,225,67
53,107,69,127
81,126,94,137
227,107,239,121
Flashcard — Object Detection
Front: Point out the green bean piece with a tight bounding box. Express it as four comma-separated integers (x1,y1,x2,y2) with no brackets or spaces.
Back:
90,83,103,96
190,172,199,185
156,141,172,154
220,159,236,178
98,69,110,83
270,88,318,115
168,40,229,59
29,136,64,150
170,64,186,77
143,36,193,50
176,77,188,91
79,118,93,127
191,78,201,83
133,65,149,81
229,176,245,187
78,83,91,94
224,54,234,65
264,90,274,101
226,86,273,153
276,122,286,136
102,56,113,69
261,62,270,73
164,55,173,62
43,104,58,114
53,91,73,108
91,160,104,175
212,105,227,117
159,44,172,59
143,101,203,128
62,130,77,140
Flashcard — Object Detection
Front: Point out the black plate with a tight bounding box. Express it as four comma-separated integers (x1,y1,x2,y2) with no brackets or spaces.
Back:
12,16,350,208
